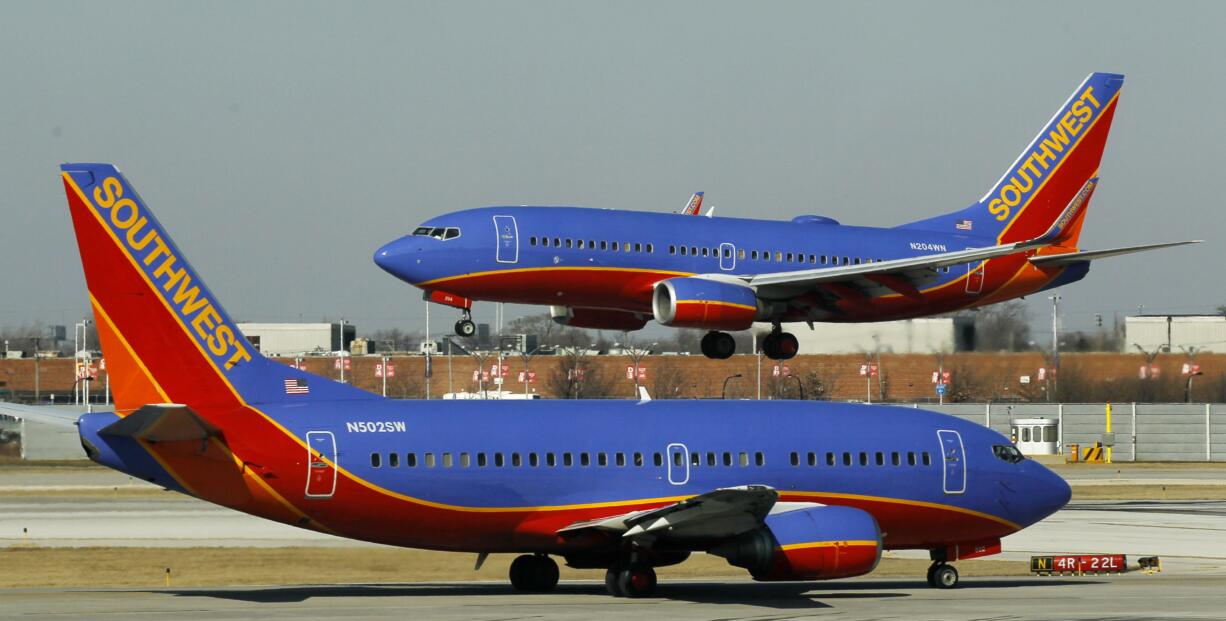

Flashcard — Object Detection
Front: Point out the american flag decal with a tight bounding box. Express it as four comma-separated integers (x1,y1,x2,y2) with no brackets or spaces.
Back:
955,219,973,231
284,378,310,394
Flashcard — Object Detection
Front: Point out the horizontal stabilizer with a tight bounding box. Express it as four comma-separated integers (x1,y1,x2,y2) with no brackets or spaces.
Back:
0,403,83,427
1029,240,1201,267
99,404,220,442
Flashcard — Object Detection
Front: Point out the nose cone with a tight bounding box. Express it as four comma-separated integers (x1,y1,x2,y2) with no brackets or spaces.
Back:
373,237,418,282
1005,460,1072,527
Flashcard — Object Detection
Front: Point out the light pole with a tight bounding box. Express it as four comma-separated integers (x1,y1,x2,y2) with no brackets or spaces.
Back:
753,332,762,400
1179,345,1202,403
519,346,540,398
32,336,41,403
1049,294,1061,399
338,319,347,384
722,373,742,399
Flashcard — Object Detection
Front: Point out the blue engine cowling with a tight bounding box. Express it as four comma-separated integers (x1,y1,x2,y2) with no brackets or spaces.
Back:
711,505,882,581
652,277,765,331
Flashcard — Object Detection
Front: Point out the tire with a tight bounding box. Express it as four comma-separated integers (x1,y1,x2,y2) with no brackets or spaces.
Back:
509,555,533,591
711,332,736,359
455,319,476,337
776,332,799,360
762,333,782,360
617,566,657,598
933,564,959,589
925,564,938,588
536,555,559,592
605,567,625,597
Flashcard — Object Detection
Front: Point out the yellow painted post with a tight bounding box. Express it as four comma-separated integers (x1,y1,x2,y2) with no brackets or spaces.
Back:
1105,402,1113,464
165,567,171,587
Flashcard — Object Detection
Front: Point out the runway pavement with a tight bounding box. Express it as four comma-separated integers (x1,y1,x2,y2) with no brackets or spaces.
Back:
2,575,1224,620
3,475,1226,572
3,464,1225,619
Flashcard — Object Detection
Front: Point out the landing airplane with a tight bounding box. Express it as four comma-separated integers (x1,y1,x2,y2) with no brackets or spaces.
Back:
2,162,1070,597
374,72,1197,360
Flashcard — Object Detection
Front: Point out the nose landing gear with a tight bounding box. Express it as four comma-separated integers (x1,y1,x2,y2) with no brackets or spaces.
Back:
454,309,476,338
926,561,959,588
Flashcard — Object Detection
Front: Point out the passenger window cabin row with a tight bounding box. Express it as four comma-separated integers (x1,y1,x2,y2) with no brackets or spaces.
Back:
527,236,954,274
529,236,652,254
370,449,768,469
370,449,933,470
789,450,932,467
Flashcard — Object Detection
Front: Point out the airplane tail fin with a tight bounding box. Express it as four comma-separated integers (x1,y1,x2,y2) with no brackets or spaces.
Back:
60,163,375,415
899,72,1124,246
681,192,704,215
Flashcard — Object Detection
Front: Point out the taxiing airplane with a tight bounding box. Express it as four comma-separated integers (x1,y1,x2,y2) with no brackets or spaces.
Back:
1,162,1070,596
374,72,1196,360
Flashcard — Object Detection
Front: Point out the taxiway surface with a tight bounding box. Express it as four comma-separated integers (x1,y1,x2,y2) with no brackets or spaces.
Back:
2,575,1224,620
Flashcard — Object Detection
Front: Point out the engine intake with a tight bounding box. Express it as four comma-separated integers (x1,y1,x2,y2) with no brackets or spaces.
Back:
710,505,882,581
652,277,765,331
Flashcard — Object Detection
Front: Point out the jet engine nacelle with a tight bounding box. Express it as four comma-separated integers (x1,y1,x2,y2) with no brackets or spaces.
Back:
550,306,649,331
711,505,882,581
652,277,767,331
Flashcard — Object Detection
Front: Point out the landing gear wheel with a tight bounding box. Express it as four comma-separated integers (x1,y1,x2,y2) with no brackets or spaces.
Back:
604,566,625,597
925,563,938,587
509,554,559,592
931,564,959,589
616,566,657,598
762,331,798,360
455,319,476,337
700,331,736,359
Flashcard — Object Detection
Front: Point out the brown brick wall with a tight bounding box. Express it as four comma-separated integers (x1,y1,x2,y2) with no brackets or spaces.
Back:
5,352,1224,403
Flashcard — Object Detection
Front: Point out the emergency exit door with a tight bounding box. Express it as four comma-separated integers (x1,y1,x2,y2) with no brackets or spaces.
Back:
937,429,966,495
305,431,337,498
493,215,519,264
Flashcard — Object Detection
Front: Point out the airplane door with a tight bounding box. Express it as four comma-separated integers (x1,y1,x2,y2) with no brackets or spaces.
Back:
305,431,337,499
937,430,966,495
493,215,519,264
666,443,690,485
966,260,985,294
719,243,736,271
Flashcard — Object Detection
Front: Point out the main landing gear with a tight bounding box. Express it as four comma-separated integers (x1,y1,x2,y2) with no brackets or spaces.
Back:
604,563,657,598
454,309,476,338
700,331,736,359
926,561,959,589
761,324,798,360
509,554,560,592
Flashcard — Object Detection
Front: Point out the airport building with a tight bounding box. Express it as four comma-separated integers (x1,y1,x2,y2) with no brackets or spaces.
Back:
751,317,976,354
1124,315,1226,354
237,322,357,357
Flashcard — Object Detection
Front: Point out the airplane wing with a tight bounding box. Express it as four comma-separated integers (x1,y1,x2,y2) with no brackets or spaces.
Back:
559,485,820,545
744,239,1047,301
1028,240,1201,267
0,403,83,427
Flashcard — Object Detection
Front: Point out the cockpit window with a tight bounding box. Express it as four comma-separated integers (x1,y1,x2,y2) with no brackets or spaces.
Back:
993,444,1025,464
412,226,461,240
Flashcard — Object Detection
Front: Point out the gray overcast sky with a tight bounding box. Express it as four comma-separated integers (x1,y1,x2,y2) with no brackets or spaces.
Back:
2,1,1223,339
